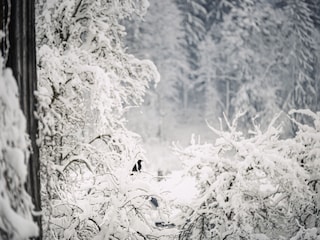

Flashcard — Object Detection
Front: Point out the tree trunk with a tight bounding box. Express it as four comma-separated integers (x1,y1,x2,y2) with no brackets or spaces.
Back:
1,0,42,238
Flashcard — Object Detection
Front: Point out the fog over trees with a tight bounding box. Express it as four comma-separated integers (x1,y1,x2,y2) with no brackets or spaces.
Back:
1,0,320,239
125,0,320,138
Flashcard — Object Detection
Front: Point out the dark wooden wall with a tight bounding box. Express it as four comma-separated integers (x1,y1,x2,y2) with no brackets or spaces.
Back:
1,0,42,238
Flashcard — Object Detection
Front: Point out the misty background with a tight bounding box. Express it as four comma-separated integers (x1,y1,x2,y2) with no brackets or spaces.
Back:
124,0,320,172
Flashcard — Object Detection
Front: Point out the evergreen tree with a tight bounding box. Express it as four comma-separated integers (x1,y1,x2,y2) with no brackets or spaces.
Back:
125,0,187,139
281,0,318,118
175,0,208,116
197,0,319,131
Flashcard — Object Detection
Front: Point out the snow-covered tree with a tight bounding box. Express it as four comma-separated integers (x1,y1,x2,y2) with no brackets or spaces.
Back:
282,1,317,112
125,0,188,140
175,0,235,118
176,0,207,68
197,0,284,129
175,112,320,239
36,0,177,239
0,36,39,239
287,109,320,230
196,0,319,132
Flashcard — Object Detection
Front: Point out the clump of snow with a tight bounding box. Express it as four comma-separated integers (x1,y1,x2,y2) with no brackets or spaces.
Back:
5,147,27,182
0,56,38,239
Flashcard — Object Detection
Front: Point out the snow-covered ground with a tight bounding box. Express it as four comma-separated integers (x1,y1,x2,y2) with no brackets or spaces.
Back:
156,170,198,205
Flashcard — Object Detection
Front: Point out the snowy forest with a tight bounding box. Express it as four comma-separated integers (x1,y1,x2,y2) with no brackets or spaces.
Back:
1,0,320,239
